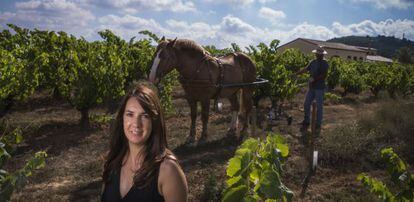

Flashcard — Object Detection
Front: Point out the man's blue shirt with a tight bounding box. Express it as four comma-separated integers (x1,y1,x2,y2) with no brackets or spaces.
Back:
306,59,329,89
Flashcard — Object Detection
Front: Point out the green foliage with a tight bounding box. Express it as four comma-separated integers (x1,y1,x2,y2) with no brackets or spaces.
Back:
385,63,414,98
338,61,366,96
363,62,391,96
125,37,154,83
0,122,47,201
247,41,304,106
324,92,341,103
357,173,394,201
222,133,293,202
89,113,114,124
0,26,42,114
325,57,414,98
138,30,160,43
267,64,301,103
203,45,233,57
396,47,413,64
358,148,414,201
61,37,127,127
276,48,310,73
327,57,343,90
231,43,242,52
158,69,179,113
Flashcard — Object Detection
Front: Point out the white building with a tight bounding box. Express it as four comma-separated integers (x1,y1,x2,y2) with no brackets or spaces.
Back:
277,38,393,63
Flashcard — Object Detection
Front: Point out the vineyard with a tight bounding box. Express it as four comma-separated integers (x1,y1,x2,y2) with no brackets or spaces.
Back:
1,25,414,201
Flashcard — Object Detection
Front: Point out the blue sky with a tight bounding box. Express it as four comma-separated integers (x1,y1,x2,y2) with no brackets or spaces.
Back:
1,0,413,48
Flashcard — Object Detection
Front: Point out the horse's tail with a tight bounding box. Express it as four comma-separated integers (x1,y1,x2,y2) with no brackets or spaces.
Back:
240,88,245,113
235,52,255,131
235,52,257,82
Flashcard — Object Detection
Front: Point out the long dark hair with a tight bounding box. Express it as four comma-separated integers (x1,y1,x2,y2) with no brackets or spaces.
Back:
102,81,175,189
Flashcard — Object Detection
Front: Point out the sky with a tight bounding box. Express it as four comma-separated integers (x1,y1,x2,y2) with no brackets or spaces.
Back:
0,0,414,49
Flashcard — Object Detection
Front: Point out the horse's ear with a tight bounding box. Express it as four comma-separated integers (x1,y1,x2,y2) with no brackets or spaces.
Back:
159,36,165,43
168,37,177,47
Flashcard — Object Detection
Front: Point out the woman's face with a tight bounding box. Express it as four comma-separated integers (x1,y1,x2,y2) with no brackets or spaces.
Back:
123,97,152,146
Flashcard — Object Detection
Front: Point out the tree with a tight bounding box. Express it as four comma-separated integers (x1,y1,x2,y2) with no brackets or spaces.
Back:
57,34,127,128
396,47,413,64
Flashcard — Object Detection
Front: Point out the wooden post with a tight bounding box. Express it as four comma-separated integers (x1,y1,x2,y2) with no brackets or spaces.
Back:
301,101,318,197
311,101,317,141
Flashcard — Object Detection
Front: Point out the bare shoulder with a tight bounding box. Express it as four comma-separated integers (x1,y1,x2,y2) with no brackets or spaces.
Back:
158,156,188,201
160,157,182,175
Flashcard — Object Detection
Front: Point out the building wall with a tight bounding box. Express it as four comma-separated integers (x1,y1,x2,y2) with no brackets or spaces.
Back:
278,39,315,55
278,39,368,61
327,48,367,61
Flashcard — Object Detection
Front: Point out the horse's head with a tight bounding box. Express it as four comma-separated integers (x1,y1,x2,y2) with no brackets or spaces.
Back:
148,37,179,84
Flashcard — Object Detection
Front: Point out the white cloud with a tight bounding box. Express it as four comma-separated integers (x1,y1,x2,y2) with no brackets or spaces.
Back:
347,0,414,9
95,13,414,50
332,19,414,39
258,7,286,24
203,0,277,6
95,0,196,13
286,22,336,40
2,1,413,50
97,14,170,40
203,0,255,7
258,0,277,3
220,15,257,33
0,0,95,36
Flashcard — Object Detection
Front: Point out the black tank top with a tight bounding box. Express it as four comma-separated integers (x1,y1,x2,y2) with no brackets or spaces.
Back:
101,168,164,202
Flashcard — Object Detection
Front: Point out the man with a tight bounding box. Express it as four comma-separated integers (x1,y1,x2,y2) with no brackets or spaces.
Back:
296,46,329,133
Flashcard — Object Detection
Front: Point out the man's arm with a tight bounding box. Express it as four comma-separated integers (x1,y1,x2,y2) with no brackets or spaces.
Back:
296,60,312,76
295,67,308,75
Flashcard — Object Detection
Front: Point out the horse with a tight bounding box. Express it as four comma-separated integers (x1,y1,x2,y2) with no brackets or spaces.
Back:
148,37,256,144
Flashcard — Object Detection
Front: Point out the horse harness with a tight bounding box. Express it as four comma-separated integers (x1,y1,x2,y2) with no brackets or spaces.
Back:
178,53,226,99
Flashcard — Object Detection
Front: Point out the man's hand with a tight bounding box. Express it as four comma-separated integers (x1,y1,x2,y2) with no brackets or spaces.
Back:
296,67,308,75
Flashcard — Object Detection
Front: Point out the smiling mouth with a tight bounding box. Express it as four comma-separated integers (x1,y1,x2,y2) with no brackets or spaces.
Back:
131,130,143,135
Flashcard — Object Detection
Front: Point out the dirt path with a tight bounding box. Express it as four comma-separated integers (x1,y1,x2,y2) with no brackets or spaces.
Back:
6,88,389,201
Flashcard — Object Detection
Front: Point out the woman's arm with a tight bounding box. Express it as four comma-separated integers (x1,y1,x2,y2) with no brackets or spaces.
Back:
158,159,188,202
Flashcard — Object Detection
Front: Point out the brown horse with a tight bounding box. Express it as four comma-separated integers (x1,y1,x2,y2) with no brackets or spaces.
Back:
148,37,256,144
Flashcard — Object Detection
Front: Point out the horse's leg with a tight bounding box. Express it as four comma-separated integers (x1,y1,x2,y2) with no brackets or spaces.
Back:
185,98,197,144
228,93,240,136
240,87,254,137
199,99,210,143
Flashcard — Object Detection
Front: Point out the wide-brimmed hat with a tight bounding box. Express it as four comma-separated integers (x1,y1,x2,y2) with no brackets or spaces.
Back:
312,46,327,55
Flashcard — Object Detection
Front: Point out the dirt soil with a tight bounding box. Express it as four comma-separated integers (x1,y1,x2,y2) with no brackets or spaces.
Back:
5,86,400,201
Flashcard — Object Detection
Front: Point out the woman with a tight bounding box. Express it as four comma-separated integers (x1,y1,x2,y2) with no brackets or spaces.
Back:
102,82,188,202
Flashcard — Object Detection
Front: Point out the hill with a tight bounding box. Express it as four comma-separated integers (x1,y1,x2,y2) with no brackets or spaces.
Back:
328,35,414,58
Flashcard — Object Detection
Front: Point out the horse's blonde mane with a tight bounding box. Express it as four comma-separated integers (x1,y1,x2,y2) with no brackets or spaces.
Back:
174,39,207,55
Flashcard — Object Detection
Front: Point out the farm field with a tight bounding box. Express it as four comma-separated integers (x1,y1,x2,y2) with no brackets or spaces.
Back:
5,85,413,201
1,25,414,201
